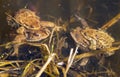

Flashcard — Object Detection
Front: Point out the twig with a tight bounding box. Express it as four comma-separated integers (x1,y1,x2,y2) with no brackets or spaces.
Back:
63,46,120,62
49,27,55,47
74,14,89,28
64,46,79,77
36,53,56,77
101,13,120,30
48,25,62,47
65,48,74,74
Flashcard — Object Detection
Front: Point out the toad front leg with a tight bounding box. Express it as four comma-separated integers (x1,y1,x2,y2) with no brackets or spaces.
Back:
12,34,26,56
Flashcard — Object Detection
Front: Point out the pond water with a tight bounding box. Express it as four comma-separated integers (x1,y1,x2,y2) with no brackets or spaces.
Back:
0,0,120,76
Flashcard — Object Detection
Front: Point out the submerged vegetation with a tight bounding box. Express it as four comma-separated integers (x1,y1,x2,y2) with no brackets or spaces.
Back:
0,0,120,77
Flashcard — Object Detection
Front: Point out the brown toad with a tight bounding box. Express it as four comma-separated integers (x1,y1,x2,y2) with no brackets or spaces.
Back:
7,8,57,42
6,8,60,55
70,15,115,52
70,14,120,68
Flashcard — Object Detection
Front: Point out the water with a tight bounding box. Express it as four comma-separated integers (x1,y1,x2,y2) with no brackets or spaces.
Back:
0,0,120,76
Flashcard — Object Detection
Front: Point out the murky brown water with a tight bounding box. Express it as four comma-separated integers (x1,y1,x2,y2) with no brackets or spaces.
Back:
0,0,120,76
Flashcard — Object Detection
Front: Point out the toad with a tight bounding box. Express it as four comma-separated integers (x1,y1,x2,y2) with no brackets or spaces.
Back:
7,8,60,55
70,15,115,52
70,14,120,69
7,8,59,42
